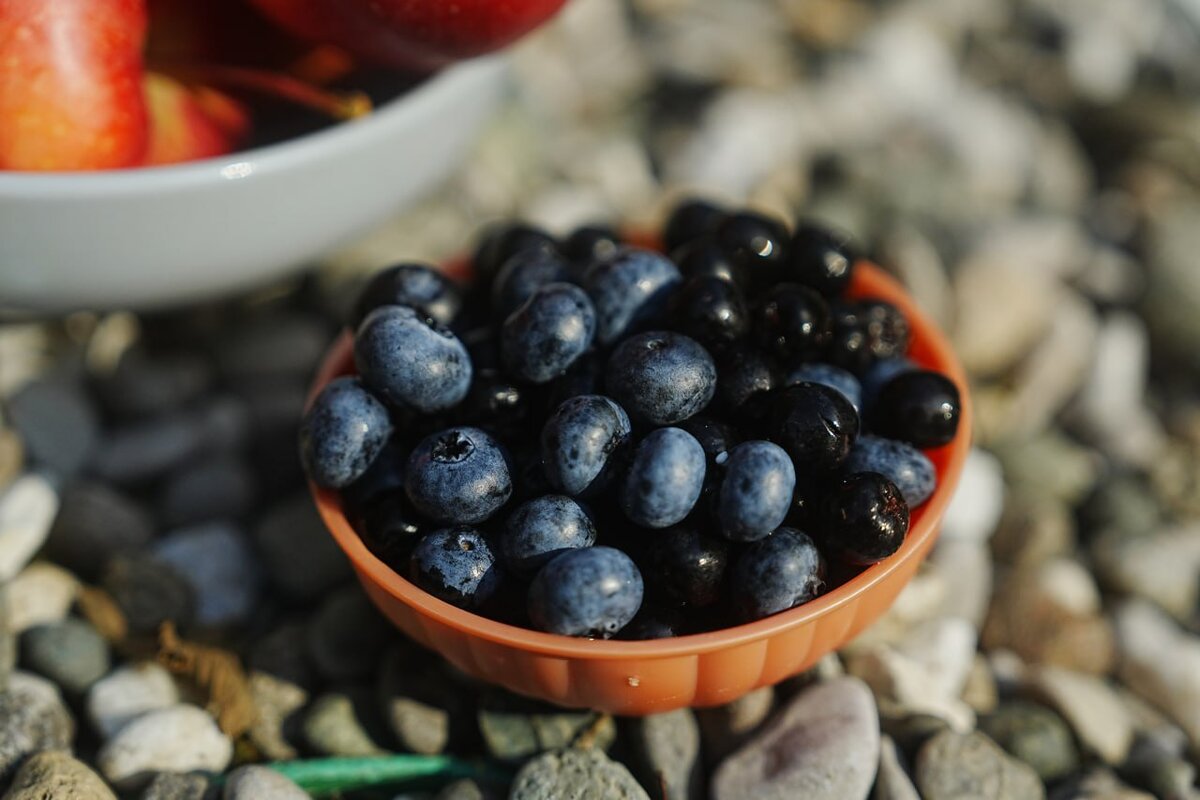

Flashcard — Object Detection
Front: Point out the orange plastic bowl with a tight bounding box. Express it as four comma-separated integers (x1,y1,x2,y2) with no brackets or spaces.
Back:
308,259,971,715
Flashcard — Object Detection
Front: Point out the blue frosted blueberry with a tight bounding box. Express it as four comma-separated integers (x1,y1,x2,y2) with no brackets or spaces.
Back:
354,305,472,413
405,427,512,524
785,362,863,412
583,248,682,345
299,377,392,489
731,527,826,622
501,495,597,577
716,441,796,542
844,435,936,507
541,395,632,497
492,249,575,319
527,546,644,637
501,283,597,384
620,427,706,529
351,262,463,328
409,526,503,610
605,331,716,425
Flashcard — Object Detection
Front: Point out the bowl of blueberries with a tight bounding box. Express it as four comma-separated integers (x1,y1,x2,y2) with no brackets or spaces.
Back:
301,199,971,715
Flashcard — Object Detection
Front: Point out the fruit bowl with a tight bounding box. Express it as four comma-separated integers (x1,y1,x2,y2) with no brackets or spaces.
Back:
308,256,972,716
0,57,507,312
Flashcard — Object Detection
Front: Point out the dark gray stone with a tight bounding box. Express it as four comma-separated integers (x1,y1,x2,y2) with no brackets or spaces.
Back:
95,349,213,419
509,748,650,800
140,771,213,800
1119,733,1197,800
6,379,98,478
980,702,1078,781
625,708,703,800
696,686,774,763
101,554,195,636
158,456,258,527
306,585,392,682
44,482,155,581
0,673,75,785
478,693,615,763
216,313,330,381
249,621,317,690
254,495,353,602
20,618,110,695
152,522,262,628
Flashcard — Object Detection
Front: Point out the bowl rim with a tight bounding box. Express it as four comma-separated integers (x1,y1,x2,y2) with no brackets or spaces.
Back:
0,56,506,196
310,258,973,660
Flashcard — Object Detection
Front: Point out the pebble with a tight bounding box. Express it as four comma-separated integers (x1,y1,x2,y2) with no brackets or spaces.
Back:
1051,769,1157,800
378,646,466,756
152,522,262,628
97,704,232,790
938,448,1005,543
158,456,258,527
696,686,774,763
5,562,78,633
951,256,1059,378
436,778,495,800
0,584,12,691
248,671,308,761
873,735,920,800
1119,734,1198,800
479,695,615,762
979,702,1078,781
101,554,195,636
992,432,1101,506
302,691,389,757
915,730,1045,800
0,474,59,582
0,671,75,785
509,748,650,800
306,585,391,682
5,379,98,477
215,313,330,381
712,677,880,800
43,482,154,581
1114,600,1200,748
95,349,213,419
140,771,212,800
254,495,353,602
1144,201,1200,367
961,655,999,715
1,750,117,800
249,621,317,690
928,540,993,629
0,428,23,493
87,662,180,740
20,618,110,695
1093,523,1200,622
1029,666,1134,764
625,708,702,800
222,765,310,800
991,491,1074,567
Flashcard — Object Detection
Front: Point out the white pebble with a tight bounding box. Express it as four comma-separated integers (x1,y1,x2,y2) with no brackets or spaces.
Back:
1114,601,1200,749
86,662,180,739
97,704,232,790
0,474,59,582
1030,666,1133,764
940,449,1004,543
223,765,310,799
5,562,78,633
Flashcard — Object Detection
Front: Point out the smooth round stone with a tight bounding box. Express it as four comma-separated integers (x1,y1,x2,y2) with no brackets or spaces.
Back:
101,554,195,636
6,562,78,634
915,730,1045,800
626,708,702,800
843,436,936,507
44,482,153,581
254,495,353,602
141,771,213,800
158,456,257,527
302,692,388,757
248,671,308,761
222,765,309,800
87,662,180,740
6,379,98,477
510,747,650,800
306,585,392,682
20,618,110,695
379,646,467,756
152,522,262,628
696,686,776,764
0,474,59,583
97,704,232,791
0,672,75,785
2,750,117,800
980,702,1078,781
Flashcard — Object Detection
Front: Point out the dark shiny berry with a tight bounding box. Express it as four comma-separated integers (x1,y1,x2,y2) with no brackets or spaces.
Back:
713,344,778,419
563,225,622,265
358,491,425,570
784,362,862,412
501,283,597,384
299,377,392,489
541,395,632,497
410,526,503,610
788,222,856,297
730,528,826,622
620,427,706,529
860,358,915,413
672,236,745,286
752,283,832,360
664,198,726,254
527,546,643,638
676,416,741,475
671,275,750,347
873,370,961,448
492,249,576,320
354,305,472,413
405,427,512,525
715,440,796,542
858,300,910,362
714,211,790,293
825,303,873,375
341,439,407,514
639,527,729,608
501,495,597,577
351,263,463,329
618,605,686,639
843,436,936,507
606,331,717,425
819,472,909,565
473,222,558,284
456,369,532,439
545,352,604,410
584,248,682,345
768,382,860,473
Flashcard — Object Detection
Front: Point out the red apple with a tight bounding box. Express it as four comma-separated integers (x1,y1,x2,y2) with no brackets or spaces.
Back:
140,73,250,166
0,0,149,170
247,0,568,70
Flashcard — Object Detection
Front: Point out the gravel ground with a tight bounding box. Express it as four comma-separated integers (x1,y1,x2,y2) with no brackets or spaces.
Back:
2,0,1200,798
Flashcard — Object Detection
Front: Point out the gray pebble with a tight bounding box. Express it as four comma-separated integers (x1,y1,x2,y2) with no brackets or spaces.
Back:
478,693,615,763
159,456,258,527
436,778,498,800
306,585,391,682
0,672,75,785
44,482,155,582
249,621,317,690
916,730,1045,800
696,686,774,763
102,554,195,636
20,618,110,696
510,748,650,800
0,427,23,493
303,691,389,757
96,349,213,419
140,771,212,800
880,714,953,758
152,522,261,628
1118,733,1197,800
0,582,14,692
254,495,353,602
980,702,1078,782
222,765,309,799
2,750,117,800
625,708,703,800
216,314,330,381
378,645,469,755
6,378,98,478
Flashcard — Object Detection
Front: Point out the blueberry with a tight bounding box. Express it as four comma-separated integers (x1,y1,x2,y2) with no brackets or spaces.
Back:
405,427,512,524
492,249,576,319
583,248,682,345
620,427,706,528
873,370,961,448
730,528,826,622
545,352,604,409
342,438,407,513
299,377,392,489
671,275,750,347
819,472,909,564
527,546,644,638
825,303,874,375
354,305,472,413
713,344,778,419
605,332,716,425
541,395,632,496
716,441,796,542
843,435,936,507
858,300,910,361
501,495,597,577
860,358,916,412
618,605,685,639
501,283,597,384
672,236,745,286
473,222,558,285
409,526,503,610
784,362,862,412
714,211,790,293
639,527,729,607
788,222,856,297
768,382,860,473
664,198,726,254
676,415,741,478
752,283,832,361
456,368,533,440
350,263,463,329
358,491,425,570
563,225,622,266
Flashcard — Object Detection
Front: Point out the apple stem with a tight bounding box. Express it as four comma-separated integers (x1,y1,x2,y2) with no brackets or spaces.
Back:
160,63,371,120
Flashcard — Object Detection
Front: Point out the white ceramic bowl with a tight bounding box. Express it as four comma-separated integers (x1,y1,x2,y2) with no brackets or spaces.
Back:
0,57,508,312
